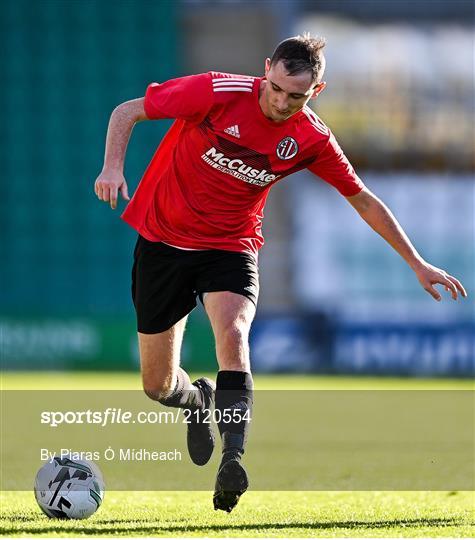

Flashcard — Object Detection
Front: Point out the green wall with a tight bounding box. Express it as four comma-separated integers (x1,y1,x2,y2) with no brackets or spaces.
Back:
1,0,216,370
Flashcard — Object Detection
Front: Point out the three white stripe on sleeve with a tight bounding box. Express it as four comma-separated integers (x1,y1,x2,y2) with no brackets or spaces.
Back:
212,78,254,93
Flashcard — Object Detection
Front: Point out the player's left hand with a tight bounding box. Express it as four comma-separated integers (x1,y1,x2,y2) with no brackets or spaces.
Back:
413,261,467,301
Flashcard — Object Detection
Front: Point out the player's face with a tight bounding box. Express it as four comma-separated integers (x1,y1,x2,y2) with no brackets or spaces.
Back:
260,59,326,122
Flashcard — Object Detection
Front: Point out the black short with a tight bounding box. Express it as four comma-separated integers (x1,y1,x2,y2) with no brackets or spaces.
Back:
131,236,259,334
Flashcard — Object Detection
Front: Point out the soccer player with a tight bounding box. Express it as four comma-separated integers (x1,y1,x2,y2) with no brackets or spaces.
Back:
94,35,466,512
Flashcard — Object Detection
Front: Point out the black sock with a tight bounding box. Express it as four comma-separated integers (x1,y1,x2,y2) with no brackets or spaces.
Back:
158,368,204,410
215,370,253,464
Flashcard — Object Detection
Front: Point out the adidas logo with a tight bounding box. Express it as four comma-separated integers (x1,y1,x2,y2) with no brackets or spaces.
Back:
224,125,240,138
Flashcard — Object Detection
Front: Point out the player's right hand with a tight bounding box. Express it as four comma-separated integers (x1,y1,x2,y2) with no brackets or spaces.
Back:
94,169,130,210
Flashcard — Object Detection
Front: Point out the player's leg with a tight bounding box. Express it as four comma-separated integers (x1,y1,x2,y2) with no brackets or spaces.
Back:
132,236,215,465
138,320,216,466
204,291,256,512
139,314,192,403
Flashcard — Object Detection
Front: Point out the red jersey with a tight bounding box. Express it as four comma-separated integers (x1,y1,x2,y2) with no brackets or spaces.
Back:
121,72,364,254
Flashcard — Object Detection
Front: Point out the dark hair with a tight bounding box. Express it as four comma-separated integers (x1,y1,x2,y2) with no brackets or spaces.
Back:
270,34,326,84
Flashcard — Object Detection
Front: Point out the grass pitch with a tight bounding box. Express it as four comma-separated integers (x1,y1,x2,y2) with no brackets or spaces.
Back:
1,372,473,537
1,490,474,538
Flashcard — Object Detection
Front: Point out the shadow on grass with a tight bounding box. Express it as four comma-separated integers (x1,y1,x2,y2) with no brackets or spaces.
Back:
1,517,469,535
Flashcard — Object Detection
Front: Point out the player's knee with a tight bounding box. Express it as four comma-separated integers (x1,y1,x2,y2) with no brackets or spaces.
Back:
221,320,249,349
218,323,250,371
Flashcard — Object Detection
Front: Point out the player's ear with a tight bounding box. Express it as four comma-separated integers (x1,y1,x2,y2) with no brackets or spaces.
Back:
311,81,326,98
264,57,271,76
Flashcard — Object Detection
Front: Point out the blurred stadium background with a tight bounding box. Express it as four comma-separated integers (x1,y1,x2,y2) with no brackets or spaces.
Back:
1,0,473,377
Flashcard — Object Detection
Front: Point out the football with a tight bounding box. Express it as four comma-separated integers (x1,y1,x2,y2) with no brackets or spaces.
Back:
34,455,105,519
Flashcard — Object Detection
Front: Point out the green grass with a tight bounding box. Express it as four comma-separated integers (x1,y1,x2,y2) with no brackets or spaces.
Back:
1,372,473,537
1,491,473,537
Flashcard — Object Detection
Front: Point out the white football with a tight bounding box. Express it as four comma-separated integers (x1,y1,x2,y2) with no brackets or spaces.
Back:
34,456,105,519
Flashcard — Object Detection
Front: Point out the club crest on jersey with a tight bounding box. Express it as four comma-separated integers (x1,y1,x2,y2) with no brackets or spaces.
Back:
276,136,298,160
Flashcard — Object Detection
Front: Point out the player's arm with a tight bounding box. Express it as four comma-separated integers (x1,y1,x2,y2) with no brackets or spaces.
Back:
95,97,148,209
346,187,467,301
95,74,213,210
